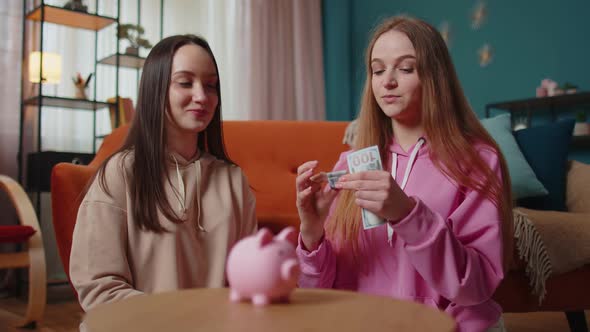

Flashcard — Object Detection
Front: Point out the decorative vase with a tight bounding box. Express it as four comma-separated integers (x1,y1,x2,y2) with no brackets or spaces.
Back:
573,122,590,136
125,46,139,56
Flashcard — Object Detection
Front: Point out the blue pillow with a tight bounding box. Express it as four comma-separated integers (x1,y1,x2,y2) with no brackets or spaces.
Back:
481,114,548,199
515,119,575,211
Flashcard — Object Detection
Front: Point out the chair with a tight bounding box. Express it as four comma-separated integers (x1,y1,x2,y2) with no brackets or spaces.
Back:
51,124,128,284
0,175,46,328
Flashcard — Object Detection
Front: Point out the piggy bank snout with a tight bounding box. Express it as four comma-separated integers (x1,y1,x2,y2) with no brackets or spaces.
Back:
281,258,300,281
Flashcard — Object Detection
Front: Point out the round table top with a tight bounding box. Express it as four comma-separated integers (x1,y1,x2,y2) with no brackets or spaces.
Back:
84,288,455,332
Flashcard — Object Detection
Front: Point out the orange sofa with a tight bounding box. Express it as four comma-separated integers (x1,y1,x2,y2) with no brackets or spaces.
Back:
51,121,589,330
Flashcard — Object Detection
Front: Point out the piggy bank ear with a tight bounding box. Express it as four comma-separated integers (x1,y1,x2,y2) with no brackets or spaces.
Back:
276,226,298,246
255,228,274,247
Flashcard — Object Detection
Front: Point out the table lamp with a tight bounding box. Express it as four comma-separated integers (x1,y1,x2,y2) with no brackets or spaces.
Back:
29,52,62,95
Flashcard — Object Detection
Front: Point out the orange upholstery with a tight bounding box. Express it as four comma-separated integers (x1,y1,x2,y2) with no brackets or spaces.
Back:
51,125,128,282
50,121,348,281
50,120,588,316
223,121,349,232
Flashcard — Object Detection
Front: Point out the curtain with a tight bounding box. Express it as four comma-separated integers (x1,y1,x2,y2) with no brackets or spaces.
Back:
0,0,22,178
233,0,326,120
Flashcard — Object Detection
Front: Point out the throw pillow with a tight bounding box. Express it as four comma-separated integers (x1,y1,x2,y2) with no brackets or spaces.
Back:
481,114,548,199
515,119,575,211
566,160,590,213
0,225,36,243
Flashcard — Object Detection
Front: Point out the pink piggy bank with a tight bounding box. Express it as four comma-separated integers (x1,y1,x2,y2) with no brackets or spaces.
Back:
226,227,300,306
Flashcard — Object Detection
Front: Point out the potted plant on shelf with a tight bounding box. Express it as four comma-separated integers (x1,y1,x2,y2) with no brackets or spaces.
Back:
63,0,88,12
117,24,153,56
574,110,590,136
560,82,578,95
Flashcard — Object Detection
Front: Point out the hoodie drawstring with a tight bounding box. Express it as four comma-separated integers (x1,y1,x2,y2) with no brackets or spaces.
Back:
387,138,425,246
171,155,206,232
193,161,205,232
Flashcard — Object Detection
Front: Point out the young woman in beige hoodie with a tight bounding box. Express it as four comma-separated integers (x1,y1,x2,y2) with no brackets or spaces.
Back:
69,35,257,312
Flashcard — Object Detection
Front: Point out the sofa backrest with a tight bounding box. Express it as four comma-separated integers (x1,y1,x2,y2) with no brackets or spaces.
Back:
91,124,130,167
51,120,349,281
93,122,350,225
224,121,349,231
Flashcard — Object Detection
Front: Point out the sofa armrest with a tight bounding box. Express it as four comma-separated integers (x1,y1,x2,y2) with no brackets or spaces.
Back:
566,160,590,213
50,163,97,279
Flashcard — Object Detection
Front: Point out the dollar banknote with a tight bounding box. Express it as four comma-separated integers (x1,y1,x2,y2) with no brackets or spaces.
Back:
310,170,347,189
346,146,385,230
326,170,347,189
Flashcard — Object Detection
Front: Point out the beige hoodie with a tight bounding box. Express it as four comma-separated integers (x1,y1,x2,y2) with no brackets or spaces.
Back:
70,150,257,311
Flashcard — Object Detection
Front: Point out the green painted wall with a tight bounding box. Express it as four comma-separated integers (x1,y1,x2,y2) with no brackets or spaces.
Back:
322,0,590,162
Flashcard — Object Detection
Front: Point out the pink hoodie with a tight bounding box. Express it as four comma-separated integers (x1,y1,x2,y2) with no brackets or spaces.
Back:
297,138,505,332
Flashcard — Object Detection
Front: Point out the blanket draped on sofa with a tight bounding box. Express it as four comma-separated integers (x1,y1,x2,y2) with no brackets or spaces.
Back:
513,208,590,303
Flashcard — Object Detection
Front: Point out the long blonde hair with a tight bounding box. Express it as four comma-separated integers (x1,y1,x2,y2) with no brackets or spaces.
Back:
326,16,513,269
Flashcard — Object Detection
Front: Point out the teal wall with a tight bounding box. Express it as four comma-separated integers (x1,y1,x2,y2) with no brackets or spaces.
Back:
322,0,590,162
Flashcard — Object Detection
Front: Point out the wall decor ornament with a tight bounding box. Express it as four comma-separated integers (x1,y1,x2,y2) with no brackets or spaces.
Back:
478,43,493,67
471,1,487,30
439,21,452,47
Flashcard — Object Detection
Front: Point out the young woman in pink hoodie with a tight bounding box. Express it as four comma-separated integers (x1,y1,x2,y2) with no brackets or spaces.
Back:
295,16,513,332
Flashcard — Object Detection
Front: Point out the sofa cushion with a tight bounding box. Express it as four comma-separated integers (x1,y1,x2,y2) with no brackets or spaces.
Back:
566,160,590,213
515,120,575,211
481,114,548,199
223,121,349,227
0,225,36,243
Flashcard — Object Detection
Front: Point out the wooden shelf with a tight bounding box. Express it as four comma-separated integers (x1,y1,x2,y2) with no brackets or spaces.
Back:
486,92,590,114
26,5,116,31
572,135,590,149
98,53,146,69
486,93,590,149
23,96,114,110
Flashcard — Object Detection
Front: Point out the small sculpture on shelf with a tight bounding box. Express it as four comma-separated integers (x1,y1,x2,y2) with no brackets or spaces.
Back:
63,0,88,13
72,72,92,99
117,24,153,56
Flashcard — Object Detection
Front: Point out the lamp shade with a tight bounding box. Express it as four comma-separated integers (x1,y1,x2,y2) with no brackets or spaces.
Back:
29,52,62,84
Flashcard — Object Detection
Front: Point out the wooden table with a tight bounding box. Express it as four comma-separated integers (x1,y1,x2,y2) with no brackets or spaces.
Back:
84,288,455,332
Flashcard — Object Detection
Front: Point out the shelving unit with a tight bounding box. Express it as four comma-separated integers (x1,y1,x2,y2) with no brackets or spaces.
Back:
15,0,124,288
485,92,590,149
23,95,114,110
98,53,145,69
485,92,590,116
19,0,166,192
18,1,122,217
17,0,164,287
26,4,116,30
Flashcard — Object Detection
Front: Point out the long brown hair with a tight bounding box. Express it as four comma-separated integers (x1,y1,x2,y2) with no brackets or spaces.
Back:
326,16,513,269
95,34,234,232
